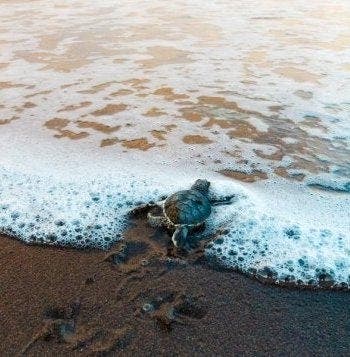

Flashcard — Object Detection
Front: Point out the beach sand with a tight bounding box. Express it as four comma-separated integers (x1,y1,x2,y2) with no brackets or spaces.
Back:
1,215,349,356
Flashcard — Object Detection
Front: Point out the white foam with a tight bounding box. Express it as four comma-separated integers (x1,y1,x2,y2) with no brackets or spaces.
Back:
0,166,194,249
0,162,349,288
205,180,350,288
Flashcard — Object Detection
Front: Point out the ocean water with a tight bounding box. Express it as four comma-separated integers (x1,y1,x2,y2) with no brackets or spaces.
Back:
0,0,349,288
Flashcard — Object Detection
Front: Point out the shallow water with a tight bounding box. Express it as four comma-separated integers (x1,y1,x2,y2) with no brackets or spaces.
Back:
0,0,349,288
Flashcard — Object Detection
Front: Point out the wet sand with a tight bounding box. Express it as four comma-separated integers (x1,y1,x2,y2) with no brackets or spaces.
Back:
1,216,349,356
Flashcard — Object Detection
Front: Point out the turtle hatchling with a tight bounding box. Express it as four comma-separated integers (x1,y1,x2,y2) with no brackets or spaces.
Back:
130,179,233,249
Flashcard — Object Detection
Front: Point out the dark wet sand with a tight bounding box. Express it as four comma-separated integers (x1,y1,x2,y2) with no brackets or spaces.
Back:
1,217,349,356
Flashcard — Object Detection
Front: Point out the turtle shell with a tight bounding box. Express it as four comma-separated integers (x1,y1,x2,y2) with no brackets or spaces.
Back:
163,189,211,225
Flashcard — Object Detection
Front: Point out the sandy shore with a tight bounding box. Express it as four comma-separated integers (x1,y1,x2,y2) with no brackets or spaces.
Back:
1,216,349,356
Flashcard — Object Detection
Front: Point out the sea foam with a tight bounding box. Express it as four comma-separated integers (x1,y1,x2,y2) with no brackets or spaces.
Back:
1,166,349,288
0,166,183,249
206,180,350,288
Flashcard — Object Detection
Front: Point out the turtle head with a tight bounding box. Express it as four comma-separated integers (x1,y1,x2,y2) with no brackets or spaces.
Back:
191,179,210,194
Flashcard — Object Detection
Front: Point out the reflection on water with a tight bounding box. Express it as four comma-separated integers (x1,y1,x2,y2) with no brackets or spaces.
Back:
0,0,349,185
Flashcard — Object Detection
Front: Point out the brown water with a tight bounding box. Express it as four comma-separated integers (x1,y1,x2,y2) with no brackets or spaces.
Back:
0,0,349,184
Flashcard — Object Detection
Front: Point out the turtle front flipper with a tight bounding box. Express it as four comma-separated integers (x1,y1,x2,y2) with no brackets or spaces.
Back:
210,195,235,206
172,225,189,248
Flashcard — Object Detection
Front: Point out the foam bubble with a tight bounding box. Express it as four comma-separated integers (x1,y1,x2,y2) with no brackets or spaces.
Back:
205,180,350,289
0,165,349,289
0,167,188,249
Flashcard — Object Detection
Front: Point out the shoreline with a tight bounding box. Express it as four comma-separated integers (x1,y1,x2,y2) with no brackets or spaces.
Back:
1,217,349,356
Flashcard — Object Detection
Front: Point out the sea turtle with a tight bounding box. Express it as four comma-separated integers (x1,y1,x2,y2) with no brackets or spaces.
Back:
130,179,233,250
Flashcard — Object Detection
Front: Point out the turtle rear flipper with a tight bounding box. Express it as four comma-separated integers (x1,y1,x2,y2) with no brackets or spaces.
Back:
172,226,189,248
129,203,158,218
